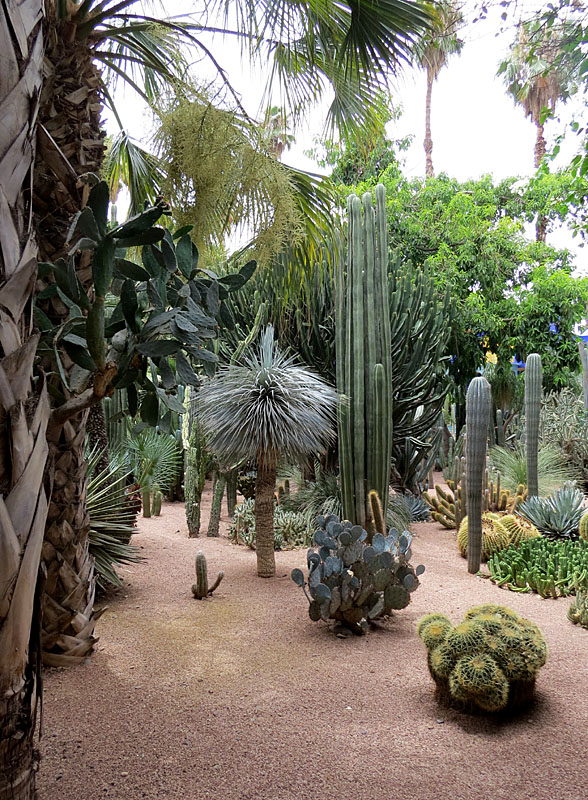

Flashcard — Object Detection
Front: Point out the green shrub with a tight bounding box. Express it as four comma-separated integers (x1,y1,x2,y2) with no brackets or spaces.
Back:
418,605,547,713
489,445,579,495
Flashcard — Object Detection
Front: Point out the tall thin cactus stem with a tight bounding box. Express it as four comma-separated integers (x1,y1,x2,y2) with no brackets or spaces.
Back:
465,376,492,573
525,353,542,498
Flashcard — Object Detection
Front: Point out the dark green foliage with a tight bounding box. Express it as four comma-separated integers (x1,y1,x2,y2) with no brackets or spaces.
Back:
292,513,424,635
86,448,144,591
37,180,252,422
488,538,588,597
518,486,585,540
418,605,547,713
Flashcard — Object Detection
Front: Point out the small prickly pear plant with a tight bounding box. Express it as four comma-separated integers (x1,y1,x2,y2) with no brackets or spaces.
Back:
418,604,547,713
291,513,424,635
192,550,224,599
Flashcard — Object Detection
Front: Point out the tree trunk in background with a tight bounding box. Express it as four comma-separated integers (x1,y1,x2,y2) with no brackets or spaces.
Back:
0,1,48,795
255,459,277,578
424,69,435,178
207,472,226,537
33,16,107,665
534,122,547,242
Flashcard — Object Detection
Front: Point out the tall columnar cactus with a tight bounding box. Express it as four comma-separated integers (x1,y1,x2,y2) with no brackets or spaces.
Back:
525,353,542,498
465,376,492,573
192,550,224,599
207,471,226,537
336,184,393,531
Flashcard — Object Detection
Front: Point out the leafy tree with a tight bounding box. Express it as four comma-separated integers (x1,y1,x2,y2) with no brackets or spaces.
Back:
198,327,337,578
414,0,464,177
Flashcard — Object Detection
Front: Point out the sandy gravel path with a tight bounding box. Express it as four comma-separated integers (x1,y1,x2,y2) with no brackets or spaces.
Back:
38,487,588,800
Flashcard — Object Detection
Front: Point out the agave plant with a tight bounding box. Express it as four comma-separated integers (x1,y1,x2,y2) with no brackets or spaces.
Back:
86,448,144,590
489,445,579,495
517,486,586,540
198,325,337,577
126,429,183,517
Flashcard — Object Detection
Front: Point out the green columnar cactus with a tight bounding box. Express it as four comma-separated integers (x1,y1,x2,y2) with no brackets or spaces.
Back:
568,590,588,628
226,470,238,517
151,487,163,516
418,605,547,713
207,471,226,537
465,377,492,573
192,550,224,599
336,185,393,531
495,409,505,446
368,490,386,536
525,353,542,497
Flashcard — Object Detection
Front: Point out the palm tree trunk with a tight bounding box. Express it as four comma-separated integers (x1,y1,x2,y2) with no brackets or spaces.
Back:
0,1,47,795
33,18,107,665
534,121,548,242
87,403,110,475
255,459,277,577
424,69,435,178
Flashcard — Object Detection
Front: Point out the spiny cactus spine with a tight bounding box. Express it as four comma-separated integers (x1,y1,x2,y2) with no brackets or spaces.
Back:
192,550,224,599
525,354,542,498
465,376,492,573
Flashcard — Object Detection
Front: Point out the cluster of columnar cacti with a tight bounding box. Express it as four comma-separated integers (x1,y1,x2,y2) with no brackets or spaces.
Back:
457,513,539,562
465,377,492,573
424,469,525,530
336,185,393,530
191,550,224,599
568,591,588,628
488,538,588,597
418,604,547,713
291,512,424,635
525,353,542,498
229,500,313,550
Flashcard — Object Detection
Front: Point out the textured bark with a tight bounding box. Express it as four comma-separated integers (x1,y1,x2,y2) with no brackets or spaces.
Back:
0,1,47,795
424,69,435,178
534,122,547,242
33,12,107,666
255,460,277,578
87,403,110,475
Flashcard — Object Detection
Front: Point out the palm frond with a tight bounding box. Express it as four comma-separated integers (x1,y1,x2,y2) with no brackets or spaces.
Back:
103,129,165,214
489,445,579,496
126,428,183,491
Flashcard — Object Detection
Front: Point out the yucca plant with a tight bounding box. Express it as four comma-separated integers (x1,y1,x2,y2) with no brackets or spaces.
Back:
86,448,144,590
517,486,586,540
489,445,579,496
126,429,183,517
198,326,337,578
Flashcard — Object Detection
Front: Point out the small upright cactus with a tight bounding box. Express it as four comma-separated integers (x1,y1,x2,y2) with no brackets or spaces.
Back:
465,376,492,573
192,550,224,599
151,487,163,516
525,354,542,498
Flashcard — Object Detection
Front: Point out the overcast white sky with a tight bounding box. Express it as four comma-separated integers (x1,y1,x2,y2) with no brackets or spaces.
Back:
106,0,586,266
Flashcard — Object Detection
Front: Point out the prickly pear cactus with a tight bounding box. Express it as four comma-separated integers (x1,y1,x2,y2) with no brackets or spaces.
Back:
418,604,547,713
291,513,424,635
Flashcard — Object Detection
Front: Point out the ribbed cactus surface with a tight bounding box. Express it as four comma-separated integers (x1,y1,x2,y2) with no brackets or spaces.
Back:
192,550,224,599
525,354,542,498
465,376,492,573
336,184,393,530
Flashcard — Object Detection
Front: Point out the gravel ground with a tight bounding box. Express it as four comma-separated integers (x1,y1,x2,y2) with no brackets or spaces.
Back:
38,485,588,800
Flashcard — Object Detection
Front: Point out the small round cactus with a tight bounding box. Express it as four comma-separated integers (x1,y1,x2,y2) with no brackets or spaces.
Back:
418,604,547,713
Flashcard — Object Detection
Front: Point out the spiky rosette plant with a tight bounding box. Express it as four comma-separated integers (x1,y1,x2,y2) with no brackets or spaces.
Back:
418,605,547,713
292,512,425,635
198,326,337,577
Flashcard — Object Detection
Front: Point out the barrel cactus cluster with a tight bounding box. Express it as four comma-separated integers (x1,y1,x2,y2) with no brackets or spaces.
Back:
488,538,588,597
457,513,539,561
291,513,424,635
418,604,547,713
